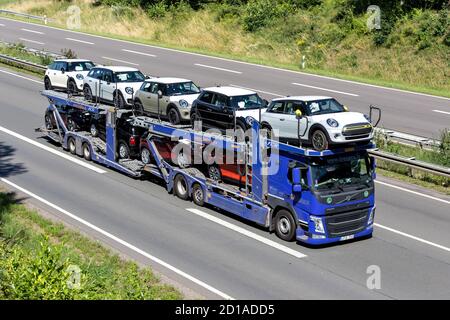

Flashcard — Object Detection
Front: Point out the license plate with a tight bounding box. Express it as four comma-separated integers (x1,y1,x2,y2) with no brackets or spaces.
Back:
340,235,354,241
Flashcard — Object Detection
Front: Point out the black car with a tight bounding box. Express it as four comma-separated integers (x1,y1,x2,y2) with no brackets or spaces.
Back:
45,104,91,132
190,86,267,132
89,110,146,159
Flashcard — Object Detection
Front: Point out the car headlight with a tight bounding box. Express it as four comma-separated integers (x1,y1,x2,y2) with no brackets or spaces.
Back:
125,87,134,95
310,216,325,234
245,116,255,126
76,74,84,80
326,118,339,127
179,99,189,108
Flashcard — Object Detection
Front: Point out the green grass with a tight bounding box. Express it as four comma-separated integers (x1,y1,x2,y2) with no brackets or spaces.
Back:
0,189,182,300
0,0,449,98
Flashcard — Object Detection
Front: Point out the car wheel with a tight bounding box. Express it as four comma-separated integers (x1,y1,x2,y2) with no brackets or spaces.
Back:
45,114,53,130
90,123,98,137
44,77,52,90
118,141,130,159
191,183,205,207
67,80,77,95
207,164,222,182
114,92,126,109
68,137,76,154
140,147,152,164
275,210,296,242
262,123,273,140
190,112,200,130
311,129,329,151
168,107,181,125
83,85,93,101
134,100,144,116
67,118,76,132
82,143,91,161
173,174,189,200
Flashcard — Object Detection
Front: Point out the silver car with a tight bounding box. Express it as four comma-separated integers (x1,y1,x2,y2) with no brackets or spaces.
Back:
133,77,201,125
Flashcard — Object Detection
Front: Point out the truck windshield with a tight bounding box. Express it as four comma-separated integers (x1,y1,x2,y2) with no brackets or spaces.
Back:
310,153,371,190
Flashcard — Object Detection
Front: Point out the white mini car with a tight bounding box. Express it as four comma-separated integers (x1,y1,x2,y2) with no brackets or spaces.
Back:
83,66,146,108
261,96,373,151
44,59,95,93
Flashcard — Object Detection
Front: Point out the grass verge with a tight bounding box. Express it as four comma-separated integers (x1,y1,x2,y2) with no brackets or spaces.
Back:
0,188,182,299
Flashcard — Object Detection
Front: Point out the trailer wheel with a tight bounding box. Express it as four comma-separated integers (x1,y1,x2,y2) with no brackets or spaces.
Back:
82,143,91,161
191,183,205,207
275,210,296,242
174,174,189,200
68,137,76,154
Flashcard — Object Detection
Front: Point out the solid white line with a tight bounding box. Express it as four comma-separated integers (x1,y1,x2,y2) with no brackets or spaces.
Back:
122,49,156,57
21,28,44,35
19,38,44,45
433,109,450,115
374,223,450,252
292,82,359,97
1,16,448,101
101,56,139,66
65,37,94,45
0,23,5,27
186,208,306,259
0,178,234,300
229,84,284,97
0,69,42,84
0,125,106,174
194,63,242,74
375,180,450,205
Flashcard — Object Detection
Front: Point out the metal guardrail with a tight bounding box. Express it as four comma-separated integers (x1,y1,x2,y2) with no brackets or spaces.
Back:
0,53,46,72
374,127,440,148
0,9,52,23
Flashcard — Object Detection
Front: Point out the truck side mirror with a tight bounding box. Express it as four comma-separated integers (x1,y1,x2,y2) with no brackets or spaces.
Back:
292,167,302,193
369,156,377,179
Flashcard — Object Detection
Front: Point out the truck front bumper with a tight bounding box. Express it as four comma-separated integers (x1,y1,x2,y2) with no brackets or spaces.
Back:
296,224,373,245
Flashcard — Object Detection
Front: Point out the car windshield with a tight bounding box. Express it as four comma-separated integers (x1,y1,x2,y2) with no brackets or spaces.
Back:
113,71,145,83
67,61,94,72
306,98,345,115
231,94,264,109
310,153,371,191
166,82,200,96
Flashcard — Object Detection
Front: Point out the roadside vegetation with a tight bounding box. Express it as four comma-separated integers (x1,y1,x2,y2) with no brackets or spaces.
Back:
0,189,182,299
0,0,448,97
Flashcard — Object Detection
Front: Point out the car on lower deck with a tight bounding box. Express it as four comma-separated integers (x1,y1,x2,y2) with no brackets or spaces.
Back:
261,96,373,151
44,104,91,132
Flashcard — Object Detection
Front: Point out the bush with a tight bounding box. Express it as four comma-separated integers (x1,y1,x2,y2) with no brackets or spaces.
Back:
61,48,77,59
243,0,292,32
147,2,167,19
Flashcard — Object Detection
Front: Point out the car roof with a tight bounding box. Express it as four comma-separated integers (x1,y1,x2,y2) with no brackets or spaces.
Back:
93,66,140,72
202,86,256,97
145,77,192,84
54,59,93,63
272,95,333,102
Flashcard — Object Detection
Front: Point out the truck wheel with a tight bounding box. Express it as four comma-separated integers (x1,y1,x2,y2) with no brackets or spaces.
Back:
191,183,205,207
141,147,152,164
68,137,76,154
82,143,91,161
275,210,296,242
311,129,329,151
174,174,189,200
118,141,130,159
168,107,181,125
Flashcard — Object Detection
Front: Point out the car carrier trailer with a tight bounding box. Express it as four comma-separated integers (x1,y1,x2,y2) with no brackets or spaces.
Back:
37,90,377,245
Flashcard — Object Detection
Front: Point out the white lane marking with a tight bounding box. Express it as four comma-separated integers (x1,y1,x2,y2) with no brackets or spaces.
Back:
0,23,5,27
65,37,94,45
0,126,106,174
433,109,450,115
292,82,359,97
0,69,42,84
0,178,233,300
1,16,448,101
21,28,44,35
375,180,450,205
122,49,156,57
194,63,242,74
186,208,306,259
19,38,44,45
101,56,139,66
229,84,284,97
374,223,450,252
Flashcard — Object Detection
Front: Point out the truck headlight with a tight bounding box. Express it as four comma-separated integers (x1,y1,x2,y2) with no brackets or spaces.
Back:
125,87,134,95
368,208,375,225
326,118,339,127
310,216,325,234
76,74,84,80
179,99,189,108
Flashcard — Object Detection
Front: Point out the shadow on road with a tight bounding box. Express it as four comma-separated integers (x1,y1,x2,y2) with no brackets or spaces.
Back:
0,141,26,178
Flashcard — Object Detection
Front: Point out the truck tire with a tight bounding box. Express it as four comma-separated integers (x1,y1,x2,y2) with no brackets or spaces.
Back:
82,143,91,161
174,174,189,200
68,137,76,154
191,183,205,207
311,129,329,151
274,209,296,242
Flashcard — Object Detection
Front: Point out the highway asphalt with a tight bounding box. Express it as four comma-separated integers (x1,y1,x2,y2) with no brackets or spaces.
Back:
0,16,449,138
1,68,450,299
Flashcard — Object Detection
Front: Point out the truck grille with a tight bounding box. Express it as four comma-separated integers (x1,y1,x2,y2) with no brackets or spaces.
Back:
342,123,372,137
325,208,369,238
